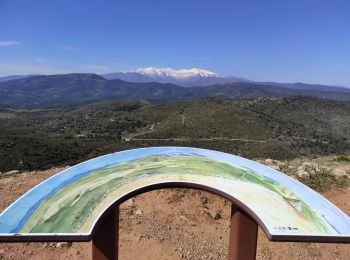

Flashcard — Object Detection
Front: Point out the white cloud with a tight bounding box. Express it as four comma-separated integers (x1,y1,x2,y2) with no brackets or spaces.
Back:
0,41,19,46
57,45,81,52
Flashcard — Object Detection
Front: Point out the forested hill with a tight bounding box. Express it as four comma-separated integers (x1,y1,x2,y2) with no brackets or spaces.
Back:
0,96,349,172
1,73,350,108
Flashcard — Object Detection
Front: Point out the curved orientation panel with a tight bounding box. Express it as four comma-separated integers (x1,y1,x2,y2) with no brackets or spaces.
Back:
0,147,349,242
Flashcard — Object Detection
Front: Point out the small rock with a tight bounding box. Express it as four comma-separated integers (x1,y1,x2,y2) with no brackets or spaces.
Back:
0,249,5,254
179,215,189,221
56,242,71,248
270,165,281,171
265,159,273,164
124,198,135,207
295,169,309,178
301,163,322,174
135,210,143,216
22,172,30,178
274,160,285,167
332,168,348,177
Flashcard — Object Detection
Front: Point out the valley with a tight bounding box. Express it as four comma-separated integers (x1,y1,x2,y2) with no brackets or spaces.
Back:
0,96,349,173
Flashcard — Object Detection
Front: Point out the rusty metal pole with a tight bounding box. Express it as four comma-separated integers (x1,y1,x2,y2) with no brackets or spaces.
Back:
228,204,258,260
92,206,119,260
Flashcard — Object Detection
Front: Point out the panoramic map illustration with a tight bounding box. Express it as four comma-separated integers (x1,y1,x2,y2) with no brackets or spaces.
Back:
0,147,349,241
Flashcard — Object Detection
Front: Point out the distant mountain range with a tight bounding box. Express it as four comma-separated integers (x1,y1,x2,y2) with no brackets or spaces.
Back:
0,73,350,108
102,67,246,86
1,67,349,91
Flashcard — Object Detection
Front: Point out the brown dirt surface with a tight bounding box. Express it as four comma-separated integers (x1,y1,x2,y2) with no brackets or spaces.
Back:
0,165,349,260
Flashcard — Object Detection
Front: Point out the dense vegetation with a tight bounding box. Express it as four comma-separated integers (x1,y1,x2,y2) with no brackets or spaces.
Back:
0,96,349,172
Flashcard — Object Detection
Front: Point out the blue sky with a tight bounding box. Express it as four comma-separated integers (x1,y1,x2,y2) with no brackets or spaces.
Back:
0,0,350,86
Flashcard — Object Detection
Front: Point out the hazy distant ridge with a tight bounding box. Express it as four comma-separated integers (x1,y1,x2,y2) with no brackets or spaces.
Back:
0,73,350,108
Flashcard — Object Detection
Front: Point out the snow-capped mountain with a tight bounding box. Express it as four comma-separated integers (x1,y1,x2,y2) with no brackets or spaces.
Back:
102,67,247,87
134,67,219,79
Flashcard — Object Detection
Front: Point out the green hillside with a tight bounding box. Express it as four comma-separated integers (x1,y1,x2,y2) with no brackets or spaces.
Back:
0,96,349,172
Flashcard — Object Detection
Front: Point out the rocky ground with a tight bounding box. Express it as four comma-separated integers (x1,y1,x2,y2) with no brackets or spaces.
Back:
0,156,349,260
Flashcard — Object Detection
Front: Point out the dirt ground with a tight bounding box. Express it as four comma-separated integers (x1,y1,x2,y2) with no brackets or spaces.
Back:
0,167,349,260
